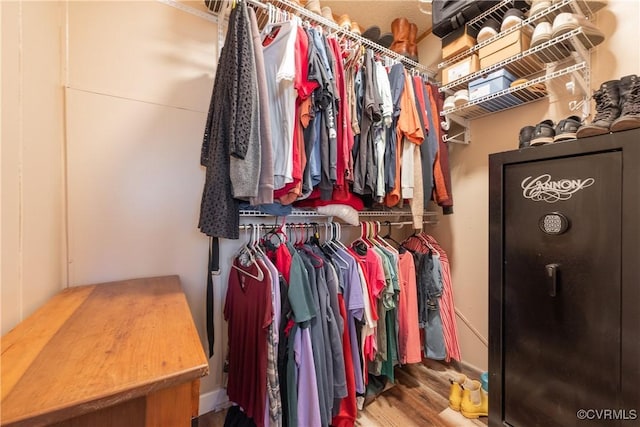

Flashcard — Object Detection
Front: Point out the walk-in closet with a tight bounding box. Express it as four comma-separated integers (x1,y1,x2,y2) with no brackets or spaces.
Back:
2,1,638,426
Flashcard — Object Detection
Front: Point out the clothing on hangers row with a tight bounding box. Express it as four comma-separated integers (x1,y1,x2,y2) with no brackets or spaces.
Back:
199,0,453,240
223,219,460,427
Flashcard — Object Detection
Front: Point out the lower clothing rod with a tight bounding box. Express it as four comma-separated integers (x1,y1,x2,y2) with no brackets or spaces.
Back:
237,220,436,230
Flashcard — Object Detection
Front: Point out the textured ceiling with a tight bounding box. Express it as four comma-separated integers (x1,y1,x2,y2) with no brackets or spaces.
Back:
321,0,433,41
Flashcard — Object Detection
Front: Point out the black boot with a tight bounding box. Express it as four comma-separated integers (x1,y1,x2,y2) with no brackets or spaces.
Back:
611,74,640,132
576,80,621,138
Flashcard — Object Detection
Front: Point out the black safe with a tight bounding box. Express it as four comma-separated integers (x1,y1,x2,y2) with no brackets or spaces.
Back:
488,128,640,426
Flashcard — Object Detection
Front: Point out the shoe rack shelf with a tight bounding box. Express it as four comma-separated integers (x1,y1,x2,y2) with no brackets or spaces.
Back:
438,0,601,122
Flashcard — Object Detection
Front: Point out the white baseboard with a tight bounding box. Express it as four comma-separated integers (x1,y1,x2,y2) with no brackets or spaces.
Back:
199,387,230,416
459,359,486,376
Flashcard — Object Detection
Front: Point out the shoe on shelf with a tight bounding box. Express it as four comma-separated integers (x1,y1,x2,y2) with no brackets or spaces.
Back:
362,25,381,42
460,380,488,419
531,21,573,62
551,13,605,49
576,79,620,138
304,0,322,16
453,89,469,107
519,125,536,148
443,95,456,111
407,22,419,62
351,21,362,35
530,119,556,145
321,6,336,23
554,115,582,141
378,32,394,48
390,17,410,55
610,74,640,132
501,8,525,32
529,0,552,17
531,21,552,47
477,18,501,43
337,14,352,30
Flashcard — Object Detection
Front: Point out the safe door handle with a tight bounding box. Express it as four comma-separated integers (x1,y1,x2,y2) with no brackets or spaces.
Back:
545,263,561,297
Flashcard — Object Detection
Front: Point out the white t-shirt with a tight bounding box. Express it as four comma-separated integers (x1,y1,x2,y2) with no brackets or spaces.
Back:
262,21,297,190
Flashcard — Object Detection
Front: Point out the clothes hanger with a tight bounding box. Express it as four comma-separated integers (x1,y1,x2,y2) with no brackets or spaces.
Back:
321,222,349,268
232,225,265,281
252,224,267,258
294,223,305,247
334,222,350,250
415,232,438,256
371,221,395,251
262,218,286,249
403,233,431,254
419,232,441,257
382,221,404,247
352,222,371,248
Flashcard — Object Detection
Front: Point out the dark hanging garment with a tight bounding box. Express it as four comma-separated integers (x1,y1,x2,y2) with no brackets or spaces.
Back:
198,1,257,239
353,49,382,196
385,63,405,193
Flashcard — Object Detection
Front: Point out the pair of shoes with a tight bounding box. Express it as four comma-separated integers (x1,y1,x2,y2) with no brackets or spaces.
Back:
554,115,582,141
525,116,582,146
443,90,473,111
519,125,536,148
337,14,351,29
443,95,455,111
320,6,335,23
361,25,392,47
389,18,419,61
529,0,608,17
448,373,474,411
530,119,555,145
304,0,322,16
552,13,605,48
531,13,604,62
453,89,469,107
501,8,526,32
477,18,500,43
577,75,640,137
477,8,526,44
529,0,551,17
460,380,489,419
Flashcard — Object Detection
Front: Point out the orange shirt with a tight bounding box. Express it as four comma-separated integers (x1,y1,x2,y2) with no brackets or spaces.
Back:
385,70,424,207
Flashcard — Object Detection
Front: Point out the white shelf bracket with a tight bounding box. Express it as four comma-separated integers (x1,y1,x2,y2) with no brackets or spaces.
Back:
443,114,471,144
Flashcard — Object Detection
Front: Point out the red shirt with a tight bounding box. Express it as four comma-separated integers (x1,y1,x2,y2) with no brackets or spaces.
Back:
224,258,273,427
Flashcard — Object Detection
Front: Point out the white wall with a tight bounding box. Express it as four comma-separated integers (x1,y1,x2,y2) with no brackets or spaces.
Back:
63,0,225,409
1,1,65,335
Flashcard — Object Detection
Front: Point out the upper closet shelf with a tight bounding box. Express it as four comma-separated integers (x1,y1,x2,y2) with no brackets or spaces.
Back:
437,0,601,121
214,0,437,77
439,0,598,69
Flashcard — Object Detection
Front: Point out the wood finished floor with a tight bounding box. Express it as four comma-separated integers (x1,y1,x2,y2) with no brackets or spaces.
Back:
197,359,488,427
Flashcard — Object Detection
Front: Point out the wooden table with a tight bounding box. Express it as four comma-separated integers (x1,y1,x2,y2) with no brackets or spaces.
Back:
1,276,209,426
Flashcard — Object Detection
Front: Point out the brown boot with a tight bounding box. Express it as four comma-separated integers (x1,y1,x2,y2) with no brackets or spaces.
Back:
390,17,410,56
407,22,419,62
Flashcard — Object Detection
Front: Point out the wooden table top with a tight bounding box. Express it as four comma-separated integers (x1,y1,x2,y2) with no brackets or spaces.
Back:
1,276,209,426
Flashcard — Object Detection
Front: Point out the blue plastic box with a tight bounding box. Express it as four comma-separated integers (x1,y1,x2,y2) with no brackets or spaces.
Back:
468,68,523,112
